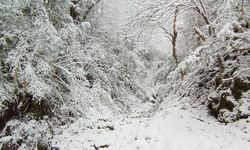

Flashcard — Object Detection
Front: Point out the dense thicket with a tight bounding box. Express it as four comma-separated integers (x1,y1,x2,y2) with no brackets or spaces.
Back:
0,0,152,149
134,0,250,123
1,0,250,149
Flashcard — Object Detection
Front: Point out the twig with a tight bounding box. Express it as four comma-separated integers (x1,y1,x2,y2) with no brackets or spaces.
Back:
223,68,250,81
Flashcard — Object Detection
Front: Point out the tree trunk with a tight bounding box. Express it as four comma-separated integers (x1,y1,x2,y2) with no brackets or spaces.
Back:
172,7,179,64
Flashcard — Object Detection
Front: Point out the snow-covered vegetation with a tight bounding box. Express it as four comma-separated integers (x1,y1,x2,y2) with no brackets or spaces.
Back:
0,0,153,148
0,0,250,149
146,0,250,123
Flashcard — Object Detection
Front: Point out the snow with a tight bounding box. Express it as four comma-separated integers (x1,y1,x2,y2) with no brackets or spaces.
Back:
1,0,250,149
52,96,250,150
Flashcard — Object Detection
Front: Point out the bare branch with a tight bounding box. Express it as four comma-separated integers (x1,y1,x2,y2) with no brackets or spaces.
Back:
194,26,208,42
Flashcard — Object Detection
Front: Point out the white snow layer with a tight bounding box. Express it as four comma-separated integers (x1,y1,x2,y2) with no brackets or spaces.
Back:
52,96,250,150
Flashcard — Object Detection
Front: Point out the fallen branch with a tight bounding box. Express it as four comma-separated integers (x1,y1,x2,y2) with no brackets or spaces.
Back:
223,68,250,82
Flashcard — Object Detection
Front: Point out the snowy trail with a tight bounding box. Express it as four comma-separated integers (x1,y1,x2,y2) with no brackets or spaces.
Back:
52,97,250,150
143,107,250,150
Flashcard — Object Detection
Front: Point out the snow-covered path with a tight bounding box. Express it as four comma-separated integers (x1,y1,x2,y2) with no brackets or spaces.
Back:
142,108,250,150
52,96,250,150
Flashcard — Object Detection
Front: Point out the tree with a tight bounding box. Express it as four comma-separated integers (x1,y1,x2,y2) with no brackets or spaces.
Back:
129,0,223,63
159,6,180,64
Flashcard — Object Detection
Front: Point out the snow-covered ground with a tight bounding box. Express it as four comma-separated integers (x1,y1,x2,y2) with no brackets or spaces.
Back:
52,96,250,150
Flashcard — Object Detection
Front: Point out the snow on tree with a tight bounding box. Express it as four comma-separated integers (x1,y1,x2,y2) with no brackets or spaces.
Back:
131,0,250,123
0,0,152,148
0,0,250,149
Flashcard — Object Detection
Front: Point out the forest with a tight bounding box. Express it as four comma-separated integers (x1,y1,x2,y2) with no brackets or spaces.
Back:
0,0,250,149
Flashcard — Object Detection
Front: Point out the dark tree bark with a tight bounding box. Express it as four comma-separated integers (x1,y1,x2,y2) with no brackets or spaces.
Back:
160,6,179,64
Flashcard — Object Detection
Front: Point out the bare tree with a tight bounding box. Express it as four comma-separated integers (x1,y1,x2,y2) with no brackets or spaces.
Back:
159,6,180,64
128,0,214,62
189,0,212,36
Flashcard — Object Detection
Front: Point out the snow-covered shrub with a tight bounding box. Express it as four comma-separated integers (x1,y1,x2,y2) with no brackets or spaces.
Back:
149,0,250,123
207,23,250,122
0,0,151,148
0,119,52,150
191,9,250,123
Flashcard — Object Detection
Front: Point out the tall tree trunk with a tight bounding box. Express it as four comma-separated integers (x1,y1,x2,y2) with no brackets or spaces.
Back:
241,0,245,19
172,7,179,64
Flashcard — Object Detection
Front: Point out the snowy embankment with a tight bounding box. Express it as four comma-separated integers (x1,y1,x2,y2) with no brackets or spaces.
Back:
52,96,250,150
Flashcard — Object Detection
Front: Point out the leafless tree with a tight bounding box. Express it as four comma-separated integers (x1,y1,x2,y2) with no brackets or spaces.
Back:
129,0,214,64
159,6,180,64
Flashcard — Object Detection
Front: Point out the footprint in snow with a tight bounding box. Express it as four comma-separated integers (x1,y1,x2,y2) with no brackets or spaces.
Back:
186,126,192,131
